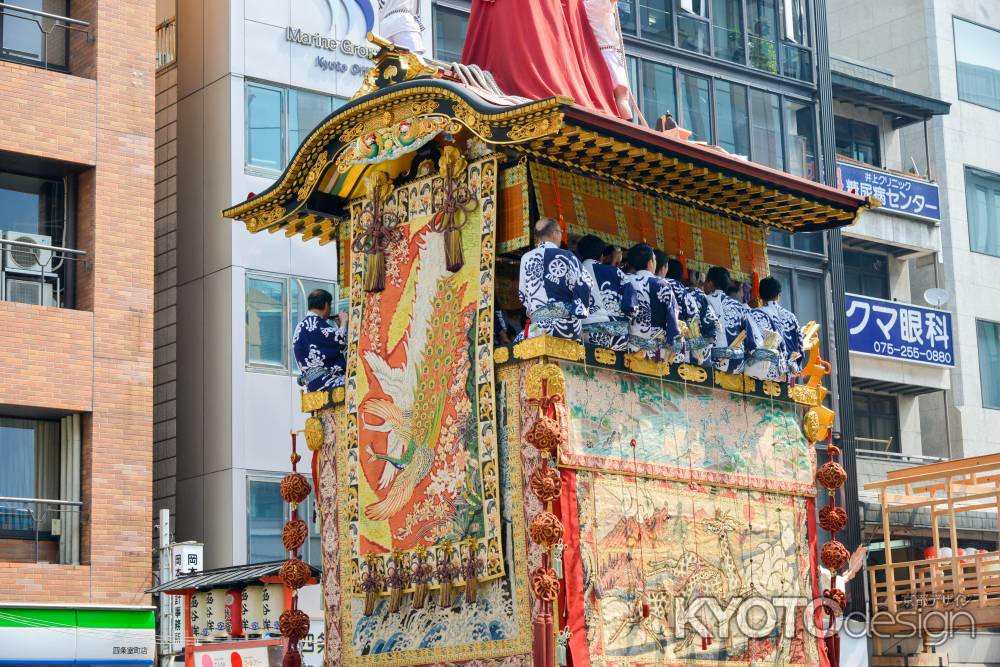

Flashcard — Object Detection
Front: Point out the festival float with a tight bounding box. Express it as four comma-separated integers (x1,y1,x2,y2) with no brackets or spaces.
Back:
222,14,876,666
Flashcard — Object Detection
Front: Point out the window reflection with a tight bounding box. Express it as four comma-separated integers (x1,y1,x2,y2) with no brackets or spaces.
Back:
954,18,1000,112
712,0,745,63
433,5,468,63
750,89,783,171
680,72,712,143
835,117,881,167
715,81,750,156
640,60,677,128
246,84,283,172
640,0,673,45
784,99,816,180
747,0,779,74
677,0,710,55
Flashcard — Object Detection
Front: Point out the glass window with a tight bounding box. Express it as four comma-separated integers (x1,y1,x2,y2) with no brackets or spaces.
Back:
248,478,322,566
966,167,1000,258
639,0,673,45
954,18,1000,112
680,72,711,142
747,0,779,74
784,99,816,180
712,0,745,63
289,278,337,369
715,81,749,156
248,479,285,563
0,0,69,69
0,418,60,533
835,117,881,167
781,0,808,45
853,393,900,452
433,5,468,63
246,83,284,172
247,276,286,367
843,249,889,299
0,171,65,238
750,89,783,170
767,229,823,253
618,0,637,35
977,319,1000,410
640,60,676,128
287,90,334,160
781,43,812,82
677,0,710,55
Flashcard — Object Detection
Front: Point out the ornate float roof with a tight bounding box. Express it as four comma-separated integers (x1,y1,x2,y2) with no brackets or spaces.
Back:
223,42,876,242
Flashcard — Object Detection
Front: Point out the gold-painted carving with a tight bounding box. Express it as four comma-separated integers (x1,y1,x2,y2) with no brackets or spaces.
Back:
338,100,439,143
304,416,324,452
336,114,450,172
593,348,617,365
763,380,781,397
383,64,398,79
789,384,821,406
742,376,757,393
454,103,493,139
246,205,286,233
526,363,566,400
296,157,329,202
300,390,330,413
352,66,381,100
506,114,563,142
512,336,546,361
677,363,708,383
493,347,510,364
624,352,668,377
331,386,346,404
513,335,584,362
714,371,746,393
802,409,821,443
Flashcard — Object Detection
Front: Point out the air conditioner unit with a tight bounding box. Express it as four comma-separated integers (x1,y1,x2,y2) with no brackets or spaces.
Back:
5,277,56,306
3,231,54,275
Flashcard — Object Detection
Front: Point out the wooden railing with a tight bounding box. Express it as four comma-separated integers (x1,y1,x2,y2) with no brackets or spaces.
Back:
156,16,176,69
869,550,1000,614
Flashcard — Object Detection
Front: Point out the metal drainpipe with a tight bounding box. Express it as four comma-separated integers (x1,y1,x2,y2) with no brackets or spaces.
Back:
813,0,865,615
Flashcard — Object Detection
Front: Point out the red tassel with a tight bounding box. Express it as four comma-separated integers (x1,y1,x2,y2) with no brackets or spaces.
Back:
679,250,689,282
642,601,650,618
282,645,302,667
311,449,321,505
702,636,708,651
557,214,568,249
751,269,761,302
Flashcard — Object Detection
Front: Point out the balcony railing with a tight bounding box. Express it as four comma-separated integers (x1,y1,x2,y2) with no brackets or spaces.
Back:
0,236,86,308
870,551,1000,615
0,2,90,71
0,495,82,564
156,16,176,70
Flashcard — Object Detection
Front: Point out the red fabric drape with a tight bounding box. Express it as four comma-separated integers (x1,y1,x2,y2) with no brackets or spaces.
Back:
808,497,833,667
558,469,590,667
461,0,625,120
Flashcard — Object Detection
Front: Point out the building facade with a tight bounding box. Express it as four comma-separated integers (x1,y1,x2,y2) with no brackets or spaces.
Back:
0,0,156,661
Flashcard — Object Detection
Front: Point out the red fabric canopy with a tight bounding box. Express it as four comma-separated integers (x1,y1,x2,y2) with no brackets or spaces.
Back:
460,0,625,119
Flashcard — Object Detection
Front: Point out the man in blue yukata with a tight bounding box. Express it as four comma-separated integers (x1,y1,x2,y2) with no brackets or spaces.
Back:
703,266,762,373
663,257,719,365
518,217,593,341
575,234,634,351
623,243,680,357
755,276,804,377
292,288,347,391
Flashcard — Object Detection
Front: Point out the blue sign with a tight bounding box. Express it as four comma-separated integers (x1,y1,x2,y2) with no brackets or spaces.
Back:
845,294,953,367
837,161,940,222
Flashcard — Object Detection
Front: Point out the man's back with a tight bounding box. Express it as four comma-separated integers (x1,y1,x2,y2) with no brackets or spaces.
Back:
293,313,347,392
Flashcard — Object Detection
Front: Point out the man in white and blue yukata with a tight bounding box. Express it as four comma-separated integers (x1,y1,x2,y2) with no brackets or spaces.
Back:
575,233,635,351
623,243,681,356
703,266,762,373
292,288,348,391
518,217,593,341
663,257,719,365
756,276,804,377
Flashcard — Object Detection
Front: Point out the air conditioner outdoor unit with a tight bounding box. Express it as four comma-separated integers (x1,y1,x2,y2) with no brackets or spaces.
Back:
3,231,54,275
5,277,56,306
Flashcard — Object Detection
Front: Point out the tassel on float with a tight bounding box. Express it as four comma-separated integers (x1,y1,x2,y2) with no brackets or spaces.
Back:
363,252,385,293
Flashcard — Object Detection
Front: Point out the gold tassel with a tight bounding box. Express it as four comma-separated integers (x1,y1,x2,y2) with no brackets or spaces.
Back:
388,586,402,613
364,590,377,616
412,583,427,610
363,252,385,292
465,575,478,604
439,580,453,608
444,228,464,273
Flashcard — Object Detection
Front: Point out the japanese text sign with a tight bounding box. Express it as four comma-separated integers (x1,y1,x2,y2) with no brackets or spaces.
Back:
846,294,953,367
837,161,940,222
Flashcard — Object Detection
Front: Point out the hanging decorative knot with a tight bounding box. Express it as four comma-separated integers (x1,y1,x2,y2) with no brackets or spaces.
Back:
529,467,562,502
828,444,842,457
463,541,484,604
278,608,311,640
818,505,848,533
386,551,408,613
360,555,383,616
821,540,851,571
529,511,564,547
282,519,309,552
824,587,847,611
527,393,563,415
816,461,848,490
411,546,433,610
429,146,477,272
436,543,459,608
530,566,560,601
280,472,312,504
352,170,399,292
280,557,312,590
525,415,563,455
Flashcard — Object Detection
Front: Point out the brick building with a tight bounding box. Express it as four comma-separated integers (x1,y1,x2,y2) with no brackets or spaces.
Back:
0,1,156,660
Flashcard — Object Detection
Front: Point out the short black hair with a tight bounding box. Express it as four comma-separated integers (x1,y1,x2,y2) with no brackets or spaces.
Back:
627,243,654,272
307,288,333,311
725,283,742,297
666,258,685,281
654,249,669,273
576,234,606,262
602,244,617,258
759,276,782,301
706,266,731,292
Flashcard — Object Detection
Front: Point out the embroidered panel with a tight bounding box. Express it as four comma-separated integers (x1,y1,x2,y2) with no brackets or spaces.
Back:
572,471,819,666
557,364,815,495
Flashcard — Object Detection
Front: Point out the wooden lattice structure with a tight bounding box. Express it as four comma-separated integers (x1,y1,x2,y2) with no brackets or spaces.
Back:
865,454,1000,634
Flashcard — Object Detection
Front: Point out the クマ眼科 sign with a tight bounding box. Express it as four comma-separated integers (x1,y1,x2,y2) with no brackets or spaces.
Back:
837,161,940,222
845,293,953,367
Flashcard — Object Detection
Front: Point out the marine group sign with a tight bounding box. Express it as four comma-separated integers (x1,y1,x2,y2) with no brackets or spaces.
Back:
837,160,940,222
846,294,953,367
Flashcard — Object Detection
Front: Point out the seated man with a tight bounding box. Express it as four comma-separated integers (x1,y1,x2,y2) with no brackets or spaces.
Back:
703,266,762,373
576,234,634,351
292,288,347,391
664,258,719,365
623,243,680,356
757,276,805,376
518,217,593,341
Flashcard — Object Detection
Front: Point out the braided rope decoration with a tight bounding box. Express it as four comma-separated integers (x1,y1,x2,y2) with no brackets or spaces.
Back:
282,519,309,552
280,472,312,504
